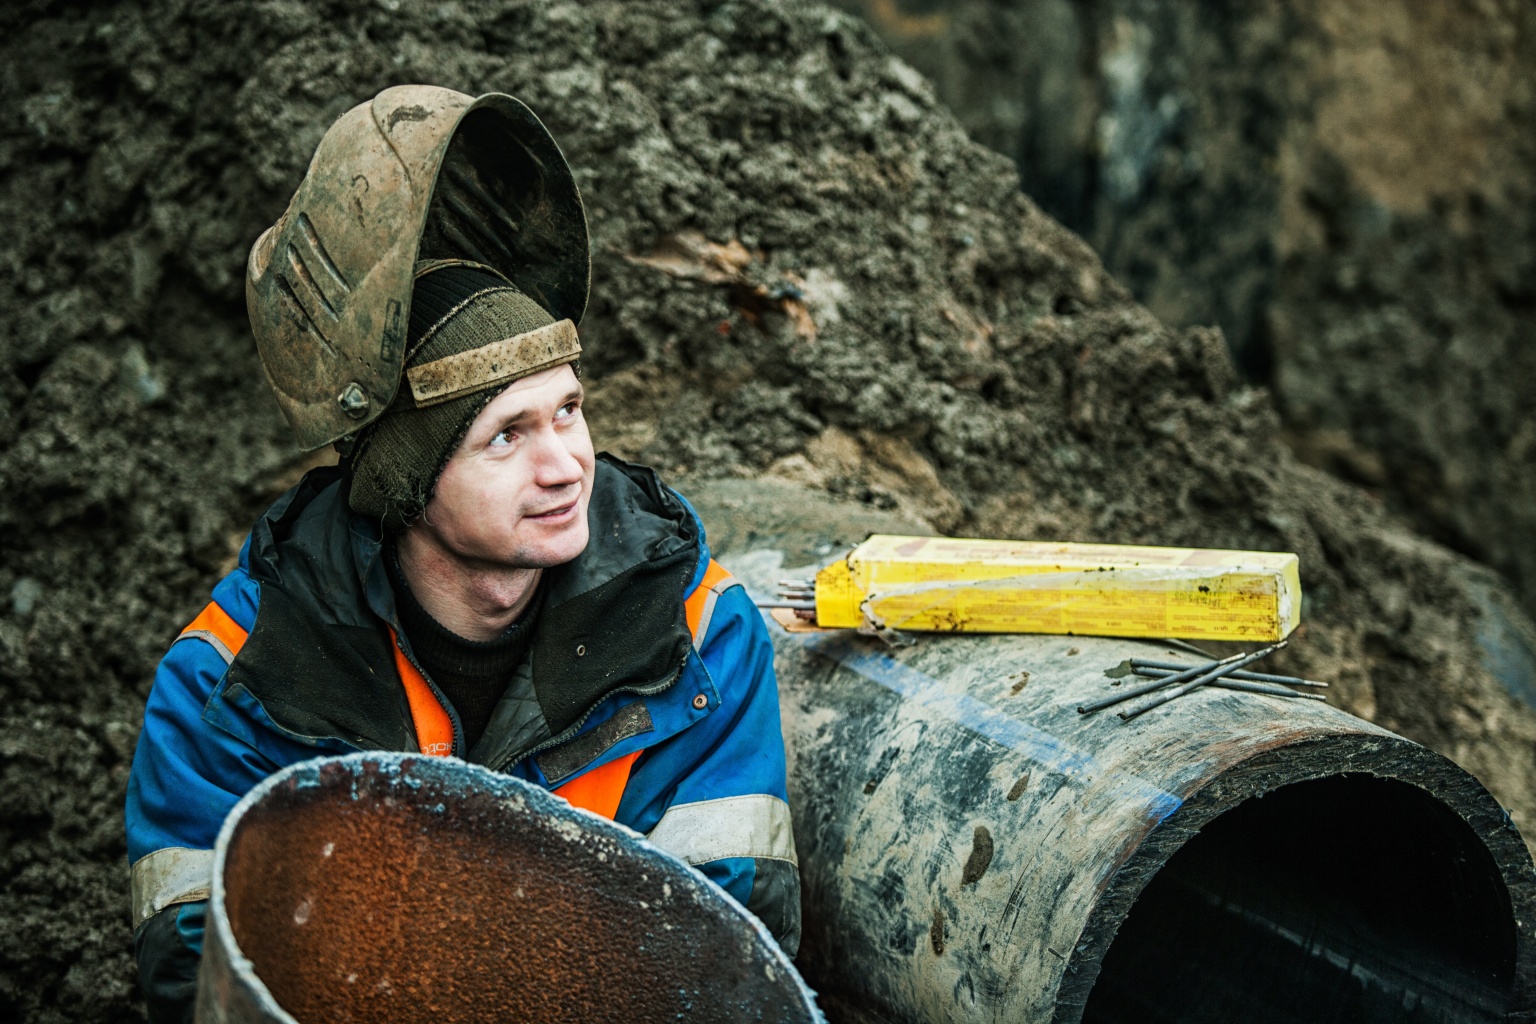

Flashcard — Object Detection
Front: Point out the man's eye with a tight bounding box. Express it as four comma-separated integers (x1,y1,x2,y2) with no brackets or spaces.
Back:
489,429,516,448
555,402,578,420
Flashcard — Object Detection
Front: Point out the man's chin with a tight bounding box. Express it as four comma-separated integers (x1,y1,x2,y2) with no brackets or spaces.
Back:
511,519,590,570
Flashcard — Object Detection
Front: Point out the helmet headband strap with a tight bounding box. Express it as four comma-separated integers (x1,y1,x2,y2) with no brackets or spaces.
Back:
404,319,581,408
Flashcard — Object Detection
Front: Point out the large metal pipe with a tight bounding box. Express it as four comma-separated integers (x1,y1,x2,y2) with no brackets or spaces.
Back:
195,753,822,1024
771,625,1536,1023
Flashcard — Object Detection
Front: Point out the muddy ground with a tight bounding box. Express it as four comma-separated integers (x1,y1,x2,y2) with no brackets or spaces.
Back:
838,0,1536,618
2,0,1534,1020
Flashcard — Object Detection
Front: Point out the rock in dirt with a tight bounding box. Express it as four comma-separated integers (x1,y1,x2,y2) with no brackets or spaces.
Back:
1,1,1534,1020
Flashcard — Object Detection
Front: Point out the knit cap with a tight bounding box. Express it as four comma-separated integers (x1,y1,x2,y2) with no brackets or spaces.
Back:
348,261,580,529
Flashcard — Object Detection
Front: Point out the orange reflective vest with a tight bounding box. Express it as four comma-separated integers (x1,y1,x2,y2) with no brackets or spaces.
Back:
178,559,736,821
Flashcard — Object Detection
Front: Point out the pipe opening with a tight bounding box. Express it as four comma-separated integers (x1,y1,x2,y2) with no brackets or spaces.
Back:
1082,774,1516,1024
214,757,815,1023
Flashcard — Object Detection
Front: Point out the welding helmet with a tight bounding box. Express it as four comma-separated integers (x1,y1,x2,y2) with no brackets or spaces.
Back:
246,84,590,451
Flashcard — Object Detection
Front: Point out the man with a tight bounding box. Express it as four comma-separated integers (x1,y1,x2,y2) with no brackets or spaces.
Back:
125,86,799,1021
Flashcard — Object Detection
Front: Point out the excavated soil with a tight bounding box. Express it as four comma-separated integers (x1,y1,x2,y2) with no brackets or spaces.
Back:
2,1,1534,1020
835,0,1536,616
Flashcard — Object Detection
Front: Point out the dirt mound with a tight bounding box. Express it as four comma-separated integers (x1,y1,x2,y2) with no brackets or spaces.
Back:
2,1,1534,1019
833,0,1536,617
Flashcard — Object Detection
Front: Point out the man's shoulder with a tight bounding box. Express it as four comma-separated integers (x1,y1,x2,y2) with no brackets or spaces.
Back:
156,466,406,753
590,453,694,528
242,464,377,589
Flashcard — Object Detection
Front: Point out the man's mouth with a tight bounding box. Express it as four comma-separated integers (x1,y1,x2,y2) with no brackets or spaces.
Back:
526,501,578,522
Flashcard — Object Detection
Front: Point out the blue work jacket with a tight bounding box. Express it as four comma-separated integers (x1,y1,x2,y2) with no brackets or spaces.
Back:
125,455,799,1022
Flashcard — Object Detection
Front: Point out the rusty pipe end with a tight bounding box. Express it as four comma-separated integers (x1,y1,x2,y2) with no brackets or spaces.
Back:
195,753,821,1024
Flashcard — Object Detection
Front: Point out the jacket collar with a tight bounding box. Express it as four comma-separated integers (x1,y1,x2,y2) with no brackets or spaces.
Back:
239,453,703,745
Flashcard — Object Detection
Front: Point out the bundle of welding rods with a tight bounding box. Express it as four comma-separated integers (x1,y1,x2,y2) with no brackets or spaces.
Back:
758,579,819,620
760,583,1329,718
1080,640,1330,721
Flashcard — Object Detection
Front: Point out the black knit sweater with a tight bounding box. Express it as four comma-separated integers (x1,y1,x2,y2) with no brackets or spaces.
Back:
385,540,539,751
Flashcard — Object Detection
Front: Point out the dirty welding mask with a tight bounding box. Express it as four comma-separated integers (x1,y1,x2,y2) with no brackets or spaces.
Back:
246,85,590,452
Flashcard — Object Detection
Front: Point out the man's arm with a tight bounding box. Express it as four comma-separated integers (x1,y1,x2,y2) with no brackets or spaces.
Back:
617,583,802,955
127,581,276,1022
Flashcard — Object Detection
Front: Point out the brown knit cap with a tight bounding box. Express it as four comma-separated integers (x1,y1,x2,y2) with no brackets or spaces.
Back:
348,261,578,529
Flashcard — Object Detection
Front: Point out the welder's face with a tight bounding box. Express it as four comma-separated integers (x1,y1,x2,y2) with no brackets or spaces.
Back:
420,364,595,570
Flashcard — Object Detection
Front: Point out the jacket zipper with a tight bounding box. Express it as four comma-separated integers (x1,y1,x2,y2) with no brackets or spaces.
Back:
490,658,688,774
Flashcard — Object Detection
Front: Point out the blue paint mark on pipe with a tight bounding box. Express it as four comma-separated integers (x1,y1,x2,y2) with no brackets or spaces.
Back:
796,632,1183,822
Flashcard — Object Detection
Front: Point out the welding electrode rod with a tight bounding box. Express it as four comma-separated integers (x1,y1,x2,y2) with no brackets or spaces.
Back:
777,579,816,588
1207,679,1325,700
1134,667,1318,697
1118,641,1288,720
1132,665,1328,690
1077,653,1247,715
755,600,816,610
1130,659,1328,688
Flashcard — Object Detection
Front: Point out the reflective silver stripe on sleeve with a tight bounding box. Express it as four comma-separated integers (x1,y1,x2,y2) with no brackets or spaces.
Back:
647,794,797,866
174,629,235,666
693,578,742,646
130,847,215,928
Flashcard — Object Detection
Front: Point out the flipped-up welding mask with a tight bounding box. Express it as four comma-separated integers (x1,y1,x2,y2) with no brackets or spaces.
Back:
246,85,590,455
346,258,581,529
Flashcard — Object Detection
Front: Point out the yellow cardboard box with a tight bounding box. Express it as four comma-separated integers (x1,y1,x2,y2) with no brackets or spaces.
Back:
813,535,1301,642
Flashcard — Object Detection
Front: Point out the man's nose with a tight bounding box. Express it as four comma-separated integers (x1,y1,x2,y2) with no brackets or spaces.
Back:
531,427,585,488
